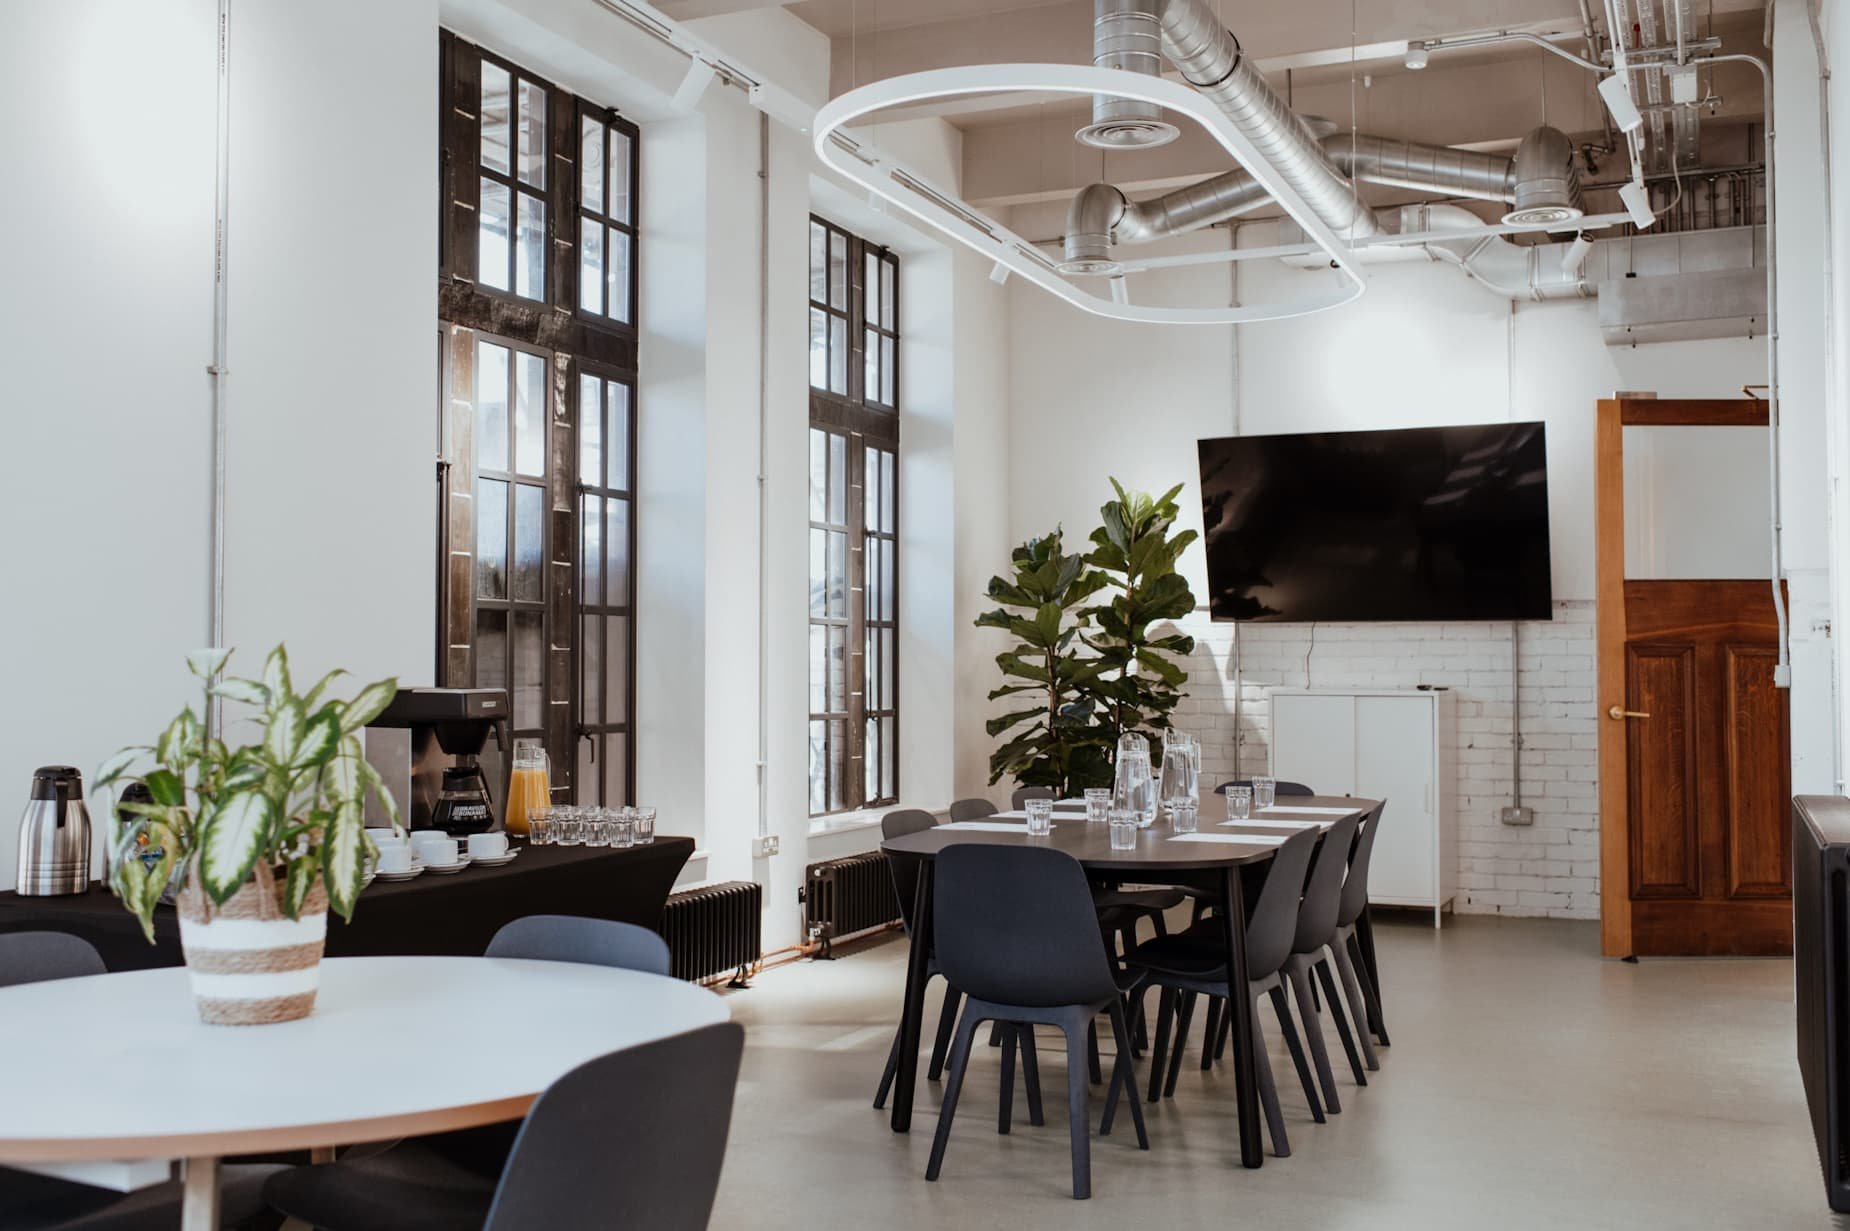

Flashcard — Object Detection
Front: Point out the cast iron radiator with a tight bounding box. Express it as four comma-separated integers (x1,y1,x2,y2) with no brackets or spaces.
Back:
661,880,761,986
803,852,900,957
1796,795,1850,1213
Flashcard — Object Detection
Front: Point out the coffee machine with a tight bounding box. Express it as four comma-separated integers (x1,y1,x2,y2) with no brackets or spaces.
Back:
363,688,509,834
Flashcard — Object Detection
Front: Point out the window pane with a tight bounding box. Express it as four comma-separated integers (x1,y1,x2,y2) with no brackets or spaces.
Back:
512,610,543,730
808,309,828,390
610,129,633,224
577,722,597,805
606,383,631,491
476,342,509,472
864,538,878,622
864,329,880,406
481,63,510,175
866,250,879,322
579,375,602,485
579,218,604,314
881,715,895,799
608,229,631,324
477,609,508,691
579,493,602,609
828,719,845,811
580,115,604,215
808,721,827,815
809,222,827,303
863,445,879,531
513,483,544,602
516,192,545,300
865,627,879,710
479,178,511,292
604,497,630,607
882,335,896,406
882,257,896,327
475,478,508,600
882,536,894,621
602,736,627,808
828,432,846,524
882,628,894,710
808,625,827,713
809,429,827,521
828,625,846,711
881,449,896,533
865,718,878,804
517,79,546,188
581,612,601,717
514,350,545,477
830,316,847,394
604,615,630,722
808,528,827,617
829,230,847,310
827,530,846,618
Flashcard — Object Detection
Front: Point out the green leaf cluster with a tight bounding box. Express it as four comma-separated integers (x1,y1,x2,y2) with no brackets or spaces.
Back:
975,479,1198,797
96,646,400,940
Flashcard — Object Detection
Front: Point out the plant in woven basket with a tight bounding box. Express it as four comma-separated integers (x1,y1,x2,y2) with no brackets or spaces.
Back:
95,645,401,942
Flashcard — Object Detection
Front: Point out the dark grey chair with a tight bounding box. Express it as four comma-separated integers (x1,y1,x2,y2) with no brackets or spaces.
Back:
486,914,671,976
0,933,279,1231
1214,779,1315,798
264,1022,745,1231
874,809,970,1107
1127,829,1324,1156
1010,785,1056,810
926,844,1148,1200
948,798,999,821
1278,813,1366,1109
1332,802,1389,1052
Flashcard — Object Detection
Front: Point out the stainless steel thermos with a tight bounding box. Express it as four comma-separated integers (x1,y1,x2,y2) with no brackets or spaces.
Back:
15,766,92,896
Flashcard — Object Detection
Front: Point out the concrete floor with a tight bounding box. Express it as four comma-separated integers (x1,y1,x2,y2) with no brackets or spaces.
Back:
708,913,1834,1230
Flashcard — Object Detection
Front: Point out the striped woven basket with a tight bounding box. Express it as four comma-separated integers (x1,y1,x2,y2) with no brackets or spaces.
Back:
177,865,328,1026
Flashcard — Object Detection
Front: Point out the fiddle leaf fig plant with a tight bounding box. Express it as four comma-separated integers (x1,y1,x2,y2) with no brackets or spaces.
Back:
94,645,401,941
976,530,1114,796
1082,480,1200,754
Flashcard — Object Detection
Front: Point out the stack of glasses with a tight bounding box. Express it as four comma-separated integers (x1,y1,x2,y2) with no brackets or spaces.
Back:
526,805,657,848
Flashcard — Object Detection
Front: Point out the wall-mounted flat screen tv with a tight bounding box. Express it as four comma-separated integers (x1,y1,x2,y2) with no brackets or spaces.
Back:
1197,422,1553,623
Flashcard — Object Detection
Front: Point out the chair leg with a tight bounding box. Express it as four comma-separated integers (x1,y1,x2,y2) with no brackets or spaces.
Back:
1248,993,1289,1158
1348,930,1391,1047
1131,984,1149,1056
1151,909,1169,938
999,1025,1019,1134
1019,1024,1045,1126
1214,997,1231,1061
926,1007,982,1182
874,1024,901,1109
1268,984,1324,1123
1100,1001,1150,1150
1062,1021,1093,1200
1315,957,1367,1087
1330,942,1380,1072
1087,1020,1103,1086
1200,997,1221,1071
928,984,962,1081
1146,987,1175,1103
1163,990,1197,1098
1288,963,1341,1114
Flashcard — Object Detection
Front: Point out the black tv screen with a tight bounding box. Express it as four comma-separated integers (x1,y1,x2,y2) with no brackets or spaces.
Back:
1197,422,1553,623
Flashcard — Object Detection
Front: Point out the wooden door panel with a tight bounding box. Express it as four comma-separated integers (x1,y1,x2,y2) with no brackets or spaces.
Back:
1626,644,1699,898
1725,644,1791,898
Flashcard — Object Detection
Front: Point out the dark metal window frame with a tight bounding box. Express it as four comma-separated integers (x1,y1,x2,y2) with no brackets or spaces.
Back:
808,214,899,817
575,362,639,807
474,46,551,304
574,103,641,327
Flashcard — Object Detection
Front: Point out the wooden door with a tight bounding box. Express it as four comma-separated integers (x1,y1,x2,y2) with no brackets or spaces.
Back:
1597,399,1792,957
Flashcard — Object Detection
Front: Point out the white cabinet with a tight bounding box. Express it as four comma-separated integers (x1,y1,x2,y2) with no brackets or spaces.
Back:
1267,688,1455,926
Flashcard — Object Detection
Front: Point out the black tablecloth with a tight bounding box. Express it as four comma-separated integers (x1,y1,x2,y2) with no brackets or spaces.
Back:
0,837,693,972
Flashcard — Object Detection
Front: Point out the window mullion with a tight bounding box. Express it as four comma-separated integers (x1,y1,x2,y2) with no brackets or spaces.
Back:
845,434,869,812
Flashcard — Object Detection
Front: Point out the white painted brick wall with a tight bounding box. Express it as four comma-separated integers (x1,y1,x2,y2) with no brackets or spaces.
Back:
1175,601,1599,920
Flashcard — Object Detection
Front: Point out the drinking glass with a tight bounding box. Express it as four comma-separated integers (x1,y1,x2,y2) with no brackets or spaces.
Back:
528,812,552,845
633,806,656,845
506,739,550,838
586,808,612,847
1084,788,1111,824
1108,809,1138,851
1169,801,1199,834
612,809,637,848
1025,798,1054,837
1253,776,1277,811
559,807,586,846
1226,785,1253,822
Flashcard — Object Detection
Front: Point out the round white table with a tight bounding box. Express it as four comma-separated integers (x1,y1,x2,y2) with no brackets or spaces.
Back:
0,955,730,1229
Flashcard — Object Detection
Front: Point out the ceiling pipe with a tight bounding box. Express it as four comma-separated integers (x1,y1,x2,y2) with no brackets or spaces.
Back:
1078,0,1180,149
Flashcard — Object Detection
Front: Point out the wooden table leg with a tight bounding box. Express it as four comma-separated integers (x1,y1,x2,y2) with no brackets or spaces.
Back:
1217,867,1263,1168
890,864,934,1133
180,1156,220,1231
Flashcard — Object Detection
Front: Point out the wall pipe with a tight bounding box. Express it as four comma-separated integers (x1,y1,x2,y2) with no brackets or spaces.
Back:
755,112,771,840
1806,0,1844,787
207,0,231,737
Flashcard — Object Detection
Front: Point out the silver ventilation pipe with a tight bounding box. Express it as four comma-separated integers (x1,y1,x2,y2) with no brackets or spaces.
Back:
1322,133,1515,205
1503,125,1585,226
1079,0,1181,149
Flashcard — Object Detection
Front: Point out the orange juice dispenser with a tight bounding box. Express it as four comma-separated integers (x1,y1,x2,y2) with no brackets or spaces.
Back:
505,739,551,837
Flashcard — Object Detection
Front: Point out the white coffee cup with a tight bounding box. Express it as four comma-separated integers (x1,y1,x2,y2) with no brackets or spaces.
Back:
416,836,460,867
410,831,454,862
468,832,508,859
375,845,413,874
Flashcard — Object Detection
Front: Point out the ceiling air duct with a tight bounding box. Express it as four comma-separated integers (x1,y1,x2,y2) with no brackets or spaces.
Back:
1077,0,1180,149
1503,125,1584,227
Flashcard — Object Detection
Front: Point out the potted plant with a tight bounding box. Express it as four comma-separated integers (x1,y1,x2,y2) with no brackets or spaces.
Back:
95,646,400,1025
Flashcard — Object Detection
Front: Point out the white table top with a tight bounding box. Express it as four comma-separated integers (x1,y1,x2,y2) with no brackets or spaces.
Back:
0,955,729,1163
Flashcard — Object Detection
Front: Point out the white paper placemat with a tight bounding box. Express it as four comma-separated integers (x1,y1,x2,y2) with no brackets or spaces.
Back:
940,821,1055,832
1258,805,1354,816
1168,832,1288,846
1221,818,1322,830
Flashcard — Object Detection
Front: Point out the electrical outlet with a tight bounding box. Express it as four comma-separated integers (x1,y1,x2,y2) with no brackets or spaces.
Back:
753,834,780,858
1500,805,1534,827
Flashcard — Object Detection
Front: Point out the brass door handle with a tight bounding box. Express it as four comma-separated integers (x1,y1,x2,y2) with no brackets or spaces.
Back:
1608,705,1651,720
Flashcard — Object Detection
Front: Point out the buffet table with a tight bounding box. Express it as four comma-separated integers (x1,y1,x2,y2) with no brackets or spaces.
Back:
0,838,693,971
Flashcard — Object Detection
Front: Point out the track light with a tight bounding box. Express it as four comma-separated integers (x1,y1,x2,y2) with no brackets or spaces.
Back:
1561,234,1593,275
988,261,1011,285
1404,41,1429,70
1619,179,1656,229
1598,73,1643,134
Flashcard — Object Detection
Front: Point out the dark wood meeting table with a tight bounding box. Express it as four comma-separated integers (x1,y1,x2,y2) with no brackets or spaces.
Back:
880,795,1382,1169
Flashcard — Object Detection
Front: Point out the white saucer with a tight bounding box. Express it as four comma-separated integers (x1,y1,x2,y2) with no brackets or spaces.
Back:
422,856,472,874
468,849,519,868
372,865,424,882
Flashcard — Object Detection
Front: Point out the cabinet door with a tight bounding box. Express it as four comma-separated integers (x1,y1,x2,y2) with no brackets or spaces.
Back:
1355,696,1436,905
1270,694,1356,796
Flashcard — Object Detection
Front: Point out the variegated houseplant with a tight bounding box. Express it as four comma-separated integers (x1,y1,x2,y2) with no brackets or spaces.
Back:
95,646,400,1024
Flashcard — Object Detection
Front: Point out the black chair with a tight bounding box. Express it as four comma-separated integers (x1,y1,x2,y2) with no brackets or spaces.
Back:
265,1022,745,1231
874,809,969,1107
1010,785,1056,810
1332,802,1389,1051
948,798,999,821
1127,830,1324,1156
926,844,1148,1200
486,914,671,976
1214,779,1315,798
0,933,280,1231
1277,813,1366,1109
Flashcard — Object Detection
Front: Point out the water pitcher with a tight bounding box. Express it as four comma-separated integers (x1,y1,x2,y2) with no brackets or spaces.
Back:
1112,732,1156,828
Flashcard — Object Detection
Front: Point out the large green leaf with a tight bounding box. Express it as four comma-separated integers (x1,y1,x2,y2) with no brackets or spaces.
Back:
282,854,320,919
143,768,185,808
339,679,398,734
302,668,349,711
94,746,148,791
156,709,201,768
292,708,342,771
211,678,271,708
265,699,306,766
197,791,277,905
322,803,367,920
262,645,292,702
186,647,233,679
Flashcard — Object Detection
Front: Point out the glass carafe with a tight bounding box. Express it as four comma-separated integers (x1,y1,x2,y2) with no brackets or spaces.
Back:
1159,729,1199,823
505,739,550,837
1112,731,1157,828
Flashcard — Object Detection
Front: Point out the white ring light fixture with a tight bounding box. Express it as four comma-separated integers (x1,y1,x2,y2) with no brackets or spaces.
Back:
813,63,1369,325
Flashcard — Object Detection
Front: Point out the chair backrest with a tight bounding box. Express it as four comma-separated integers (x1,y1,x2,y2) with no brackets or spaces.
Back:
1010,786,1056,810
947,797,998,822
1214,779,1315,798
1338,801,1388,928
881,810,938,934
486,916,671,977
1242,829,1319,981
0,931,105,988
1292,813,1361,954
932,844,1117,1007
486,1022,745,1231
